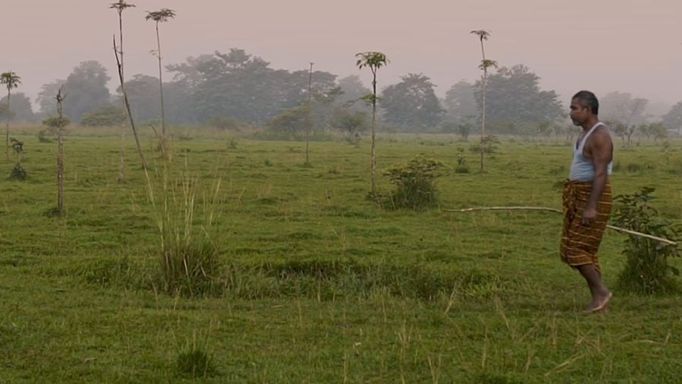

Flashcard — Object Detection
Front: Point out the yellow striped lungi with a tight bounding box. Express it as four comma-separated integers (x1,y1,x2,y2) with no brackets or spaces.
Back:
560,180,612,273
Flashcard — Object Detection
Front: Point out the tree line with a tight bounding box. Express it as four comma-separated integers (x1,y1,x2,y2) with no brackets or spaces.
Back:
3,52,682,139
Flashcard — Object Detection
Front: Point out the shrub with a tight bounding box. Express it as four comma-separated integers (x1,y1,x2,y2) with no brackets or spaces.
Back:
8,138,26,180
265,105,311,140
613,187,680,294
80,105,126,127
207,116,241,131
384,156,445,210
455,149,469,173
42,116,70,130
9,163,27,180
37,128,55,143
469,135,499,154
330,108,367,144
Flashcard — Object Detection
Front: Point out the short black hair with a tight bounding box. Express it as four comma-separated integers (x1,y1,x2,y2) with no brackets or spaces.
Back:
572,90,599,115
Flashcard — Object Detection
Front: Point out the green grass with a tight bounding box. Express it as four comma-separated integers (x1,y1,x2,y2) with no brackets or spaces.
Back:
0,129,681,382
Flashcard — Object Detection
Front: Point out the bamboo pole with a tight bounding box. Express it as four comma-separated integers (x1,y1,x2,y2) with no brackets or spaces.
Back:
445,206,677,246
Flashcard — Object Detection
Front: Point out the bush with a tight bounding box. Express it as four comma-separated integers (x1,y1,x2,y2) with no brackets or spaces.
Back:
384,156,445,210
265,105,311,140
469,135,499,154
8,138,26,180
80,105,126,127
455,149,469,173
613,187,680,294
37,128,55,143
330,108,367,144
207,116,241,131
9,163,27,180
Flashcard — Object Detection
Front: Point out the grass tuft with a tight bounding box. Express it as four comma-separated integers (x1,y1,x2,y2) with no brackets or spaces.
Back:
153,167,223,297
176,332,217,378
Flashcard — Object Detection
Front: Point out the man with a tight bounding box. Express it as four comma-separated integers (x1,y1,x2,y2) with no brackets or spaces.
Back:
560,90,613,313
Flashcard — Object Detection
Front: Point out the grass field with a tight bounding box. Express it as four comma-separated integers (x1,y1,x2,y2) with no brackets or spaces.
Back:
1,129,681,383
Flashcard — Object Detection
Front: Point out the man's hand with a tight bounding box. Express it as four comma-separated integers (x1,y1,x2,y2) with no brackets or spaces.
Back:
582,207,597,225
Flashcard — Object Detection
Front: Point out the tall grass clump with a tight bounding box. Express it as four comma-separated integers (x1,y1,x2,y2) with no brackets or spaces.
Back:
384,156,444,210
176,331,217,378
153,163,223,297
613,187,680,294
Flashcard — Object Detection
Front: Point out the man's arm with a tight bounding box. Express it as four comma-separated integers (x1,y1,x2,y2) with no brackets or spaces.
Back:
583,130,612,224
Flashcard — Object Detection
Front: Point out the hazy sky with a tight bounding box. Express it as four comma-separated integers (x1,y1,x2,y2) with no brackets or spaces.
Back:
4,0,682,111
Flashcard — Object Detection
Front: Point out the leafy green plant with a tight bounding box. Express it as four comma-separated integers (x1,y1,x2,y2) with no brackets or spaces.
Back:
455,149,469,174
9,163,26,180
8,138,26,180
613,187,680,294
384,156,444,210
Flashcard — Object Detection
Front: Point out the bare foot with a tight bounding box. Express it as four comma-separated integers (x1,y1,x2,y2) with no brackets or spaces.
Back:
585,291,612,314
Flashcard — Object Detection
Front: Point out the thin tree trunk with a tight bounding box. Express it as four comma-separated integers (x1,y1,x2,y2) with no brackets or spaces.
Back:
156,22,166,138
370,69,377,195
479,39,487,173
118,127,126,183
481,71,486,172
114,37,155,206
56,91,65,216
57,125,64,215
117,12,127,182
305,62,313,165
5,90,10,161
119,13,125,80
114,37,149,174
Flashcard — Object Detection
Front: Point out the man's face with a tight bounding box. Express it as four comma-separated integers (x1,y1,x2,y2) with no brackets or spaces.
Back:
569,98,589,126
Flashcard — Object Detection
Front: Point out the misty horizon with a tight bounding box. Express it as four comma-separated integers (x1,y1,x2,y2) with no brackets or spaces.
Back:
3,0,682,113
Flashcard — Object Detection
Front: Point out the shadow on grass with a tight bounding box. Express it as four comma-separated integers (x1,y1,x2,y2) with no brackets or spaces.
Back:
62,256,509,302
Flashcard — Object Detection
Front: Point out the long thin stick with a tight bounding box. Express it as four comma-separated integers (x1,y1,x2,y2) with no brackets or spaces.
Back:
452,206,562,213
113,36,148,173
114,36,155,206
445,206,677,246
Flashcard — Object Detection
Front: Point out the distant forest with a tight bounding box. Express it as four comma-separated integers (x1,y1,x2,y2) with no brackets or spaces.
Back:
2,48,682,139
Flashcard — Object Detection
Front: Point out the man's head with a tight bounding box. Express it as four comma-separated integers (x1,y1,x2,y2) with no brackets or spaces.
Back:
570,90,599,126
